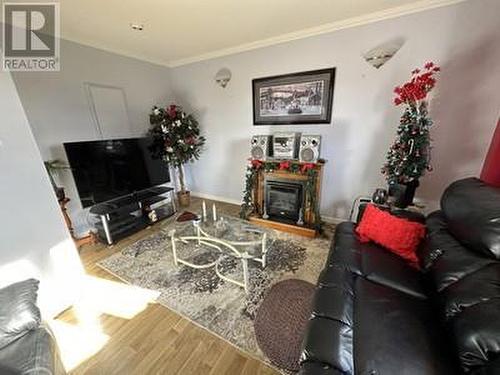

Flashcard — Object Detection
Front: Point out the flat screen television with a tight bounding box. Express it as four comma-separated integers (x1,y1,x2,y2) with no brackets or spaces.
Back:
64,137,170,208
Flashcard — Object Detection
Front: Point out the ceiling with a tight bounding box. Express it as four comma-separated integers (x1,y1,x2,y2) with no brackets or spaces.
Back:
60,0,464,67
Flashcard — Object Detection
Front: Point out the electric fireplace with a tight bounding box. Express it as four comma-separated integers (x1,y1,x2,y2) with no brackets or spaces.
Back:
264,178,305,224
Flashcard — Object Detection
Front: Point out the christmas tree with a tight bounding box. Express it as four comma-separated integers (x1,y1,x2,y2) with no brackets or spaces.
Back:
382,62,440,185
148,104,205,194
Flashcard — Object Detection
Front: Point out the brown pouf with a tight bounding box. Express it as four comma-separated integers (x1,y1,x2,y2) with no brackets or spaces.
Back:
254,279,315,372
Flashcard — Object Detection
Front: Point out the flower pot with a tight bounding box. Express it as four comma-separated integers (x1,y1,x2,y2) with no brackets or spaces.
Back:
177,191,191,207
390,180,419,208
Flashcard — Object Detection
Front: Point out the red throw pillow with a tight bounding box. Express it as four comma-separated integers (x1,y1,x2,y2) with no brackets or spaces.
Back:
356,204,426,268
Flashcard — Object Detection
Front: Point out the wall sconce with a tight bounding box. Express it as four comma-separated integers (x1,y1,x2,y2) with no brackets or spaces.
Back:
363,39,404,69
215,68,231,88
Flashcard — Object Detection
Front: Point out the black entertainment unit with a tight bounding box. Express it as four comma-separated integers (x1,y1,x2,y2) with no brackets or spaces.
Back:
89,186,176,245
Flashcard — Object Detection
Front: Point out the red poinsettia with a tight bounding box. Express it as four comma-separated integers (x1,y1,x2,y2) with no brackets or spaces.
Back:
279,161,291,170
301,163,315,173
393,62,440,106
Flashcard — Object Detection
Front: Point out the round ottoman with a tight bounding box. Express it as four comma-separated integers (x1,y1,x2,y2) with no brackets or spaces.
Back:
254,279,315,372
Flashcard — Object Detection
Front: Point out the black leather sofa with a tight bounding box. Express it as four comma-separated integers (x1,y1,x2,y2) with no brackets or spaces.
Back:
299,178,500,375
0,279,65,375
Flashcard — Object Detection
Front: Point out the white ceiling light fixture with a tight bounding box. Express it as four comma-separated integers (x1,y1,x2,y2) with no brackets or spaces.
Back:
215,68,232,88
363,39,405,69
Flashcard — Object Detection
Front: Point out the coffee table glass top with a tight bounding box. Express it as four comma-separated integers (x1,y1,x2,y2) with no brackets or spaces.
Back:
172,216,271,260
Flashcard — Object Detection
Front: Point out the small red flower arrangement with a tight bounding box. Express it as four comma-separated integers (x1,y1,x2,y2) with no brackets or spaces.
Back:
393,62,440,106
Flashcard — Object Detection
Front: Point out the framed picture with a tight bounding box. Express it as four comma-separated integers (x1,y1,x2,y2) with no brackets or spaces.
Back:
252,68,335,125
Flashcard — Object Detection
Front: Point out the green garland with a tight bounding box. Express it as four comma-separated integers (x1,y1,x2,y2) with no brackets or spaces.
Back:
239,160,323,231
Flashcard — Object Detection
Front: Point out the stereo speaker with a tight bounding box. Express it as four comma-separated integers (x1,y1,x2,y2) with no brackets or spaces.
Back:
250,135,272,160
299,135,321,162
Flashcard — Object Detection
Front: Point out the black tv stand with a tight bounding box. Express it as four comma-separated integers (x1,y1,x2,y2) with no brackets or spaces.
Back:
89,186,176,245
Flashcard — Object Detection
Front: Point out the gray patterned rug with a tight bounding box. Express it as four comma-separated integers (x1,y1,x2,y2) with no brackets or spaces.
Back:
97,216,329,369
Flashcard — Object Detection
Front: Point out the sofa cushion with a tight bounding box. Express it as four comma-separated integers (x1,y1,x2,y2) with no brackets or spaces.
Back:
300,317,353,374
301,268,355,374
449,299,500,373
329,222,427,299
0,279,41,350
354,277,457,375
425,212,497,293
356,204,426,267
426,210,500,373
441,178,500,259
439,264,500,320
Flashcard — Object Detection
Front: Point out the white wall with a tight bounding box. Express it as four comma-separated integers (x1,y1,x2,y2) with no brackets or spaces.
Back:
170,0,500,219
0,70,84,318
12,39,174,234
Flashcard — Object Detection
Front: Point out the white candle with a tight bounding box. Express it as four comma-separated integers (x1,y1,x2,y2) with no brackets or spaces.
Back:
213,204,217,221
202,201,207,220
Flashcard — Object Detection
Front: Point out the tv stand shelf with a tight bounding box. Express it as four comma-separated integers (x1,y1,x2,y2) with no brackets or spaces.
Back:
89,186,176,245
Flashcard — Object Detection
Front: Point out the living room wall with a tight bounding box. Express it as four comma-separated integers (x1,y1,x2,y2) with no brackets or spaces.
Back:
170,0,500,220
0,70,84,318
12,39,174,234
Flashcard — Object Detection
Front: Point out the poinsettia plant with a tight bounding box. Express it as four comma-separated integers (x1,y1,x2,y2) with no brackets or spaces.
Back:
393,62,440,105
148,104,205,194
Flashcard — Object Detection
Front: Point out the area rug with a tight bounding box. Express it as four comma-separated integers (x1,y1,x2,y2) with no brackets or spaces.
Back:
97,216,329,370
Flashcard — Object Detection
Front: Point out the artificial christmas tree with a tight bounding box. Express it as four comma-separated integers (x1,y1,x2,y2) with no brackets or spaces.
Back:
382,62,440,207
148,104,205,206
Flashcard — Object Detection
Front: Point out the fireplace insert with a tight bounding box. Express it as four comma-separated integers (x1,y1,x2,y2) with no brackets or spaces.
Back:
264,179,304,223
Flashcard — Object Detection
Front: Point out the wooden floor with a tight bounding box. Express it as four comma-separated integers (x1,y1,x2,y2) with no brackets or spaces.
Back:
56,197,279,375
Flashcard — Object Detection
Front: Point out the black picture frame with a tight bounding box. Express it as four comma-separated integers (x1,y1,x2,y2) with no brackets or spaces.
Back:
252,68,335,125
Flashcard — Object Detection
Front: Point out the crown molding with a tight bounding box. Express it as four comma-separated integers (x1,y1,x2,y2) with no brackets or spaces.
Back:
60,36,172,68
167,0,468,68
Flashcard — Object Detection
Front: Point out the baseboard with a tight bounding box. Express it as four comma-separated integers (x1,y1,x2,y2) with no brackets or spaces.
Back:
321,215,346,224
190,191,242,206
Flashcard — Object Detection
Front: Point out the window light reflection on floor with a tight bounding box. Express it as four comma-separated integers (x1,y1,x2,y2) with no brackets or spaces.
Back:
49,274,160,371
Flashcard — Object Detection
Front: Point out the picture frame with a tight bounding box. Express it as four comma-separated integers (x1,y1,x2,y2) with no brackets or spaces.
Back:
252,68,335,125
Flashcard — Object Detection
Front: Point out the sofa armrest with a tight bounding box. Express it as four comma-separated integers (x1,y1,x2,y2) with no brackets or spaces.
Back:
0,325,66,375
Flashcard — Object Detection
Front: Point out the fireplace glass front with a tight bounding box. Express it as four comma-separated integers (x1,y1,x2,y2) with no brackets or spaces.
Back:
265,180,303,223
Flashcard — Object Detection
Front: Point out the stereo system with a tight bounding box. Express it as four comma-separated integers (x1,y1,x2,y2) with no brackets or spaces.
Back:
250,133,321,162
273,132,301,159
250,135,273,160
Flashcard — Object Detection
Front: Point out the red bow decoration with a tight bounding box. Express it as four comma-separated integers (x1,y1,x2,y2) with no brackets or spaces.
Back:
251,159,263,169
279,161,291,170
301,163,315,173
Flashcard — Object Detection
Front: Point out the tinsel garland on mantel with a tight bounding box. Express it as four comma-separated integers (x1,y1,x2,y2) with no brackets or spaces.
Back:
239,159,323,231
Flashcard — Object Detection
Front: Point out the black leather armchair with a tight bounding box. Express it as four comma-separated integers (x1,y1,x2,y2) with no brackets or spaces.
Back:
299,178,500,374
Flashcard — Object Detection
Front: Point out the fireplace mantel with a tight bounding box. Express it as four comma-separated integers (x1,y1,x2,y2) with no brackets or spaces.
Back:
247,160,325,237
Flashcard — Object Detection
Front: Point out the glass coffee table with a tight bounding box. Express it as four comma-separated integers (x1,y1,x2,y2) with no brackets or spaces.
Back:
168,216,269,293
